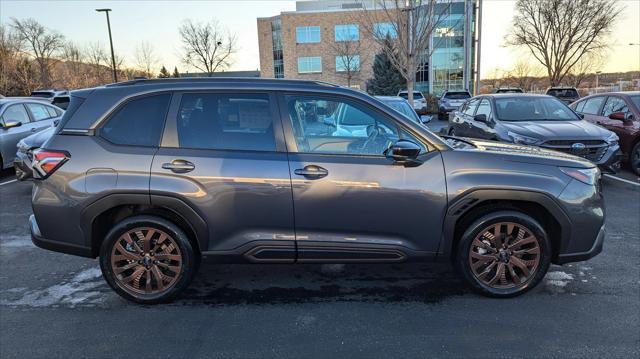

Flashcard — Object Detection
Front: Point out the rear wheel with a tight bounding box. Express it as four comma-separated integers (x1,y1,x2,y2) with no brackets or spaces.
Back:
99,215,197,304
630,142,640,176
456,210,551,297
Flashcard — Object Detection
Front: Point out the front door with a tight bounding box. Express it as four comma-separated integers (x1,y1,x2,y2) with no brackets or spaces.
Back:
599,96,638,153
0,104,34,167
280,94,447,262
150,91,295,262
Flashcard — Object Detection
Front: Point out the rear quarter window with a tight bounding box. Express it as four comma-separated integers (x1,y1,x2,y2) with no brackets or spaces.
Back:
100,93,171,147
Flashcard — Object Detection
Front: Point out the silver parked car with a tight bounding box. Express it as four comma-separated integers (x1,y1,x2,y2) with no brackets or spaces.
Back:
0,98,63,170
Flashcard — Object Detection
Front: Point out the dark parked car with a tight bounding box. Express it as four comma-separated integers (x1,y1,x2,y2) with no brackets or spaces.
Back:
31,78,605,304
438,90,471,120
546,87,580,105
15,125,56,180
30,89,68,101
448,94,620,172
492,87,524,94
0,98,63,170
570,91,640,175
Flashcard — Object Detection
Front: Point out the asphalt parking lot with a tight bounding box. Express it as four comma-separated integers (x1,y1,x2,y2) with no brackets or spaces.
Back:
0,159,639,358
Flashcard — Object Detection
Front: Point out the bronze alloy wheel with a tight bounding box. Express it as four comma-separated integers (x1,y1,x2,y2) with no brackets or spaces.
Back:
468,222,541,289
110,227,182,296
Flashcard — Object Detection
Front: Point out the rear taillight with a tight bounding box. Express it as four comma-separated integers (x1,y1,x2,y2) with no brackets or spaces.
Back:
32,149,69,179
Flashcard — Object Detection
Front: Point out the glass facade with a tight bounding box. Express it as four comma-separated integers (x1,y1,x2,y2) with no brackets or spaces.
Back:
296,26,321,43
271,18,284,78
373,22,397,39
336,55,360,72
335,24,359,41
298,56,322,73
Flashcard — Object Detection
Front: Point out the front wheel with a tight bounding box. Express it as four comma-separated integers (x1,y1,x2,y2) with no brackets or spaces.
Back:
456,210,551,297
99,215,197,304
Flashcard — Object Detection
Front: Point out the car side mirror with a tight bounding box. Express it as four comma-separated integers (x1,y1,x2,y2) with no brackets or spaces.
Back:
384,139,422,167
2,120,22,129
577,113,585,119
474,114,487,123
608,111,633,123
420,115,431,124
53,119,60,127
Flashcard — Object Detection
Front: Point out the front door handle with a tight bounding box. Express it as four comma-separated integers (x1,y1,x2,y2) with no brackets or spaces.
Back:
294,165,328,179
30,127,37,132
162,159,195,173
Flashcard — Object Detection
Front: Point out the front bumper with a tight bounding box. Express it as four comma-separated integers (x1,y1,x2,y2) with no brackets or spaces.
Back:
30,214,93,257
556,224,605,264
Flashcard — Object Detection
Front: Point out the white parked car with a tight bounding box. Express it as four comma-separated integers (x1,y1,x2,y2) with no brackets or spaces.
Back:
397,90,427,114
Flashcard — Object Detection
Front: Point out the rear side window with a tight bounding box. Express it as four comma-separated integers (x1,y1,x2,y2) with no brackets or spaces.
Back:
582,97,605,115
100,94,171,147
176,93,275,151
26,103,55,121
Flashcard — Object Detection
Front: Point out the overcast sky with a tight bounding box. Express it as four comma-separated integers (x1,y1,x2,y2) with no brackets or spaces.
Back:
1,0,638,78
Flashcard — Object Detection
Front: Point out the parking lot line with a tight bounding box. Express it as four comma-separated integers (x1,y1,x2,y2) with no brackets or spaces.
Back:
0,179,17,186
604,174,640,187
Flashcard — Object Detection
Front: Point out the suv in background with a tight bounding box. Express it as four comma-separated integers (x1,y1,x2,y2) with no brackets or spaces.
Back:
31,78,605,304
546,87,580,105
30,89,68,101
571,91,640,175
397,90,427,114
448,94,621,172
438,90,471,120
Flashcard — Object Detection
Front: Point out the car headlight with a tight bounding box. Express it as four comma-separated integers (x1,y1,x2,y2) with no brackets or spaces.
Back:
507,131,541,145
17,140,29,153
605,132,619,146
559,166,600,185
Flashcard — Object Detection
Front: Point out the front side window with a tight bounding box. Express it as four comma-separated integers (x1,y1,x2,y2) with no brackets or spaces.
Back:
100,94,171,147
463,99,479,116
296,26,321,43
1,104,30,125
298,56,322,73
475,99,492,118
335,24,359,41
573,100,586,113
335,55,360,72
26,103,56,121
373,22,397,39
601,96,630,117
582,96,605,115
177,93,275,152
285,95,423,156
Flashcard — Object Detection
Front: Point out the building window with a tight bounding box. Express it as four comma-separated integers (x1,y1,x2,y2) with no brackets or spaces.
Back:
373,22,397,39
335,24,359,41
298,56,322,73
296,26,321,43
271,18,284,78
335,55,360,72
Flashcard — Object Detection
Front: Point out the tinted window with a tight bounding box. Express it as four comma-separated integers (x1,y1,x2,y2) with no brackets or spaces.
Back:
475,99,492,118
601,96,630,117
177,93,275,151
398,92,423,99
463,99,479,115
26,103,55,121
582,97,605,115
286,95,423,155
495,97,578,121
444,92,471,99
101,94,170,147
1,104,30,124
630,95,640,110
547,88,579,98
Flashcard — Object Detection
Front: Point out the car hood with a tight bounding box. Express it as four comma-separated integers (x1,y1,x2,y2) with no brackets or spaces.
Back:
500,120,611,140
453,138,594,168
23,126,55,148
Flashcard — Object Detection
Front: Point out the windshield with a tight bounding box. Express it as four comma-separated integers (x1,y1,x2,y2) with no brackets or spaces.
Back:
444,92,471,99
495,97,579,121
385,100,420,122
547,89,578,98
630,95,640,110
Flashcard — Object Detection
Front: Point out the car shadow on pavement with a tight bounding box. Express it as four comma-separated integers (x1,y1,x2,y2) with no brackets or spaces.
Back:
176,261,470,306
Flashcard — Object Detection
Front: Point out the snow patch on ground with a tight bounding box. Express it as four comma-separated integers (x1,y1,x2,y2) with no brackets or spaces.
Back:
0,235,34,248
1,267,106,307
546,271,574,281
545,271,575,293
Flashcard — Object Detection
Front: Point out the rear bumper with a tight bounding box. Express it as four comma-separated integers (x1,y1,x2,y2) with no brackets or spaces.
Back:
555,224,605,264
30,214,93,258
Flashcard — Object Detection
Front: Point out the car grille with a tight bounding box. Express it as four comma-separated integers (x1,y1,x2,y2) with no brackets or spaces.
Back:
541,140,608,162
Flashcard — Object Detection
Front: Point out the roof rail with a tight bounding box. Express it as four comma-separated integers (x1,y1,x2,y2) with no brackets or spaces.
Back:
104,77,340,88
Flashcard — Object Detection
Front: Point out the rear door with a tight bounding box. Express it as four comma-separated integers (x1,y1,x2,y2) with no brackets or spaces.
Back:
460,98,480,137
473,98,495,140
280,93,447,261
577,96,606,124
150,91,295,261
24,102,58,131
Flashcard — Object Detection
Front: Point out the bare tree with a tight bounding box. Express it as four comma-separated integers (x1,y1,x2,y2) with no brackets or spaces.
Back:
134,41,158,77
178,19,237,75
359,0,451,103
506,0,622,86
505,60,543,91
330,29,368,87
565,52,605,88
85,42,108,83
10,18,65,88
0,25,21,95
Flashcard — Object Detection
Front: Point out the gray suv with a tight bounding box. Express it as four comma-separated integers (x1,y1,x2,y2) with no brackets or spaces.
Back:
30,79,605,304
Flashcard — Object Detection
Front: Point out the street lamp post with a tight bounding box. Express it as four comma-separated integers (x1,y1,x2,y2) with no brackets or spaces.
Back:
595,71,601,94
96,8,118,83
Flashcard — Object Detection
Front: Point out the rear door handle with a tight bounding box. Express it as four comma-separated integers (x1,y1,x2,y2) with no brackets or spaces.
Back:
162,159,195,173
294,165,328,179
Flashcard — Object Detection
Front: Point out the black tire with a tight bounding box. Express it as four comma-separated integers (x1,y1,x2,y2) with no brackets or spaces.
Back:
448,127,456,136
630,141,640,176
99,215,197,304
456,210,551,298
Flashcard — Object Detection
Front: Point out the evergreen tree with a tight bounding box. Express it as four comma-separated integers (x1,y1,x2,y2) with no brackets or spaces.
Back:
366,37,406,96
172,66,180,78
158,66,170,78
